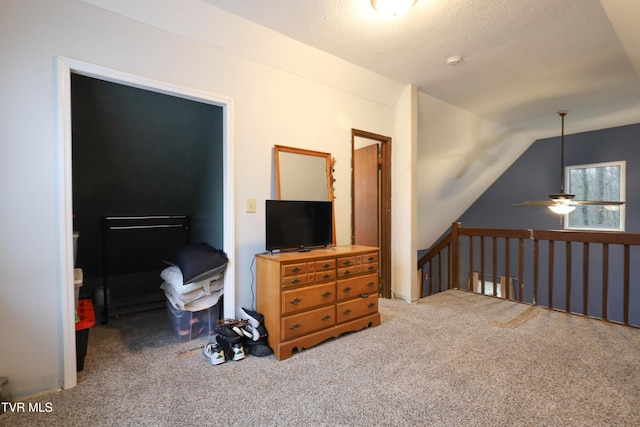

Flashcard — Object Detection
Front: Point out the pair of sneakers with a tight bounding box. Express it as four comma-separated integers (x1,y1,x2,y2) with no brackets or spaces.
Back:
203,334,245,365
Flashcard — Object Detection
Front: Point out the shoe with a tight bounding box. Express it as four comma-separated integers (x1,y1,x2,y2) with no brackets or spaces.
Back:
244,338,273,357
230,342,246,361
203,341,225,365
241,307,264,328
215,318,249,339
216,335,245,361
241,323,268,341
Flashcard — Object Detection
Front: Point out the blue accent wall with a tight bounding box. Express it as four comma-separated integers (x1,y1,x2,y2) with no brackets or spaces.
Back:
459,123,640,230
452,122,640,325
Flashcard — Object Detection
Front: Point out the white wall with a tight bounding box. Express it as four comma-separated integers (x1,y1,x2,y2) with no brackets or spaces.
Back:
416,93,541,248
0,0,406,398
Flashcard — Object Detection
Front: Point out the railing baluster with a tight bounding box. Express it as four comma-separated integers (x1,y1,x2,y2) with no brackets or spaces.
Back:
447,243,452,290
428,258,433,297
603,243,609,322
624,244,630,325
438,252,442,293
518,238,524,303
566,241,572,313
469,236,474,292
533,239,539,305
492,237,498,297
480,236,486,295
451,222,459,290
583,242,589,317
548,240,554,310
505,238,510,300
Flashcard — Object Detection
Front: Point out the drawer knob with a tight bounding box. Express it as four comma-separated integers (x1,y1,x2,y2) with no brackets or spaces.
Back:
291,278,300,284
367,256,374,262
322,263,331,268
343,260,351,265
368,302,375,309
322,273,331,279
290,323,301,330
367,265,375,271
343,286,351,293
343,270,351,275
367,282,375,288
321,315,331,321
322,291,332,298
360,293,369,298
290,297,302,305
292,266,300,273
343,309,352,315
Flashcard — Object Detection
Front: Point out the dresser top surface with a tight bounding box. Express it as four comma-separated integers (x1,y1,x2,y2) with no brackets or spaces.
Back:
256,245,378,262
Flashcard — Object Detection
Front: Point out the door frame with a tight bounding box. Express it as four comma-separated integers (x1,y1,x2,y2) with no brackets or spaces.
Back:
57,57,235,390
351,129,391,298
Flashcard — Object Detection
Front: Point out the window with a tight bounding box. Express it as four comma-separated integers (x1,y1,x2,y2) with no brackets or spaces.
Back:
565,161,625,231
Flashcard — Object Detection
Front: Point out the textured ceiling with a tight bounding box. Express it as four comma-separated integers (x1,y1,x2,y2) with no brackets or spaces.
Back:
205,0,640,132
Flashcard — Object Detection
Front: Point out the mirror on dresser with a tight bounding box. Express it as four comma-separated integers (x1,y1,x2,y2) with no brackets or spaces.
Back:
274,145,334,201
274,145,335,243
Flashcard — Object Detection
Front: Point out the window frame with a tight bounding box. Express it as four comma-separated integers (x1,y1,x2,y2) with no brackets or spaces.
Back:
564,160,626,232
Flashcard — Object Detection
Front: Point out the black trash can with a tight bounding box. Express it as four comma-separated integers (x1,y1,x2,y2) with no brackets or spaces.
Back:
75,299,95,371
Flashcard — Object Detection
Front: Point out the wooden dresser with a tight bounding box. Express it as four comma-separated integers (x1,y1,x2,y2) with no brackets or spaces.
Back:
256,245,381,360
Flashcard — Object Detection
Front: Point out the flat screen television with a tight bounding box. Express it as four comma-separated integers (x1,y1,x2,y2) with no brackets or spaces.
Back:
266,200,333,252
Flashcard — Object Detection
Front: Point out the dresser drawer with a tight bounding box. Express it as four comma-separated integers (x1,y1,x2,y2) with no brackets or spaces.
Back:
282,306,335,341
361,252,378,264
337,264,362,278
309,267,336,283
337,255,358,268
281,273,309,287
281,282,336,315
361,262,378,275
282,262,308,277
337,274,378,301
314,259,336,272
336,294,378,324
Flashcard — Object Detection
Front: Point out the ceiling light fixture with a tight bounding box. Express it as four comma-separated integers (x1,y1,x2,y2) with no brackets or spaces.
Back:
447,56,463,66
371,0,417,17
548,203,576,215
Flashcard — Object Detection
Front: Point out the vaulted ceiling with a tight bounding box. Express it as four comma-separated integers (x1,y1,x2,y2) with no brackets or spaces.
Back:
205,0,640,133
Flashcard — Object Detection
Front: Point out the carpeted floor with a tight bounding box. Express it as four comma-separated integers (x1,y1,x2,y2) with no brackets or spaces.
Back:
2,290,639,426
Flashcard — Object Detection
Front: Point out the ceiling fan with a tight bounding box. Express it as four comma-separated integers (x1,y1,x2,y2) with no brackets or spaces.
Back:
513,111,625,214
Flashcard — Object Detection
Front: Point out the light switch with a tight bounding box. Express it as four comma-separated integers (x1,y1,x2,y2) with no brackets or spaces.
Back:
246,197,257,213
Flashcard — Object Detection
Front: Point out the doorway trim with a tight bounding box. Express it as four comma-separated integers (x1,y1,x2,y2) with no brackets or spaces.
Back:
351,129,391,298
57,57,235,390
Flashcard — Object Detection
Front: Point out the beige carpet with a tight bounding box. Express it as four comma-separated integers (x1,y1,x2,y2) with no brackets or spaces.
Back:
2,290,639,426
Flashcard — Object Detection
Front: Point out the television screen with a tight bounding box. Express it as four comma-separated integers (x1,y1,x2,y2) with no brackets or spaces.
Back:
266,200,333,252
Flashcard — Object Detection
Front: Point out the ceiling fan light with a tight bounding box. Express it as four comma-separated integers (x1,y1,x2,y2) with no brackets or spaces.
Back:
371,0,416,17
548,204,576,214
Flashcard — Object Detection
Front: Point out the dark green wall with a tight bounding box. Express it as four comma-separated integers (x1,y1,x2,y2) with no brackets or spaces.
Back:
71,74,224,283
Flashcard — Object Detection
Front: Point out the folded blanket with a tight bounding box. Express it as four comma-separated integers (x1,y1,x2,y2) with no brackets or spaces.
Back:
163,281,223,312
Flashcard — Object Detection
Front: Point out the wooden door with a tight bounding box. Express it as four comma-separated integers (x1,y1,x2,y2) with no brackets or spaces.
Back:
352,129,391,299
353,143,379,247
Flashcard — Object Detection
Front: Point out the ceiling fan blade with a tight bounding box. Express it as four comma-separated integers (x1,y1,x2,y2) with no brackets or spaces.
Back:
512,200,556,206
572,200,625,206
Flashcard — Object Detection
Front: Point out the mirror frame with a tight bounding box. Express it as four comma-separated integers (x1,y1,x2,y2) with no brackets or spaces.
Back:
274,145,334,202
274,145,336,245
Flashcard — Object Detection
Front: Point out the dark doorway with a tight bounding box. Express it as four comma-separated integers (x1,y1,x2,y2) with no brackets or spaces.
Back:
71,73,224,313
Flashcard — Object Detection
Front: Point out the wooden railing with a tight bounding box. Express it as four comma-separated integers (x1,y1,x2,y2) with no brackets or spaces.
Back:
418,222,640,328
